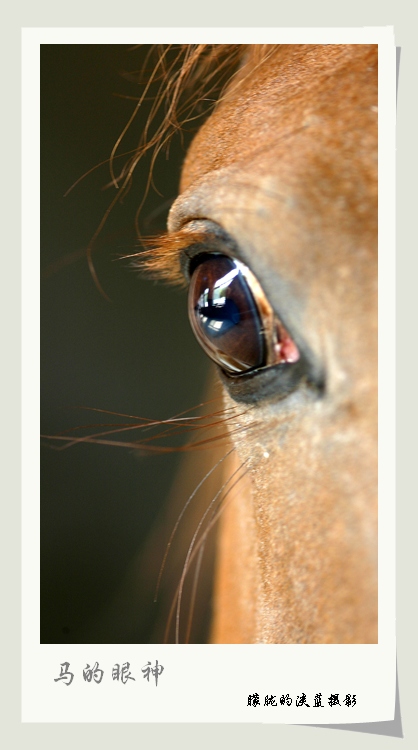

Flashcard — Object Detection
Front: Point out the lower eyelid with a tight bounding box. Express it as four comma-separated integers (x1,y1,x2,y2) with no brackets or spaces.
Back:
222,351,326,405
179,220,240,279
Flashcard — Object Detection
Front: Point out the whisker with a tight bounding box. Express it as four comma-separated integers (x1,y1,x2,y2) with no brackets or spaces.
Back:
50,395,229,424
41,433,236,454
166,459,249,644
154,448,234,605
184,542,205,646
42,400,250,451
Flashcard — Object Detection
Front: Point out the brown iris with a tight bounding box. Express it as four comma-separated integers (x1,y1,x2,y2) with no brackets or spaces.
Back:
188,254,299,375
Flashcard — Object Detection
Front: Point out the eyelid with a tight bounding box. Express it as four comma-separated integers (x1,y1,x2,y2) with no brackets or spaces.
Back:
179,219,241,281
180,219,298,357
180,219,325,400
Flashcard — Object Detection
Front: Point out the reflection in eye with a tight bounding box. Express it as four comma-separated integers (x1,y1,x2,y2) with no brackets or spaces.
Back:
188,254,300,375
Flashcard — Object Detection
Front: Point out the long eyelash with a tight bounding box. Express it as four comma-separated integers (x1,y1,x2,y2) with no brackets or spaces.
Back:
121,228,208,287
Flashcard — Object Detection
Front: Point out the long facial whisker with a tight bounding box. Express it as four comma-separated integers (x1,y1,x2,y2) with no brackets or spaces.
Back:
137,415,249,450
167,462,249,644
41,410,233,450
42,404,250,451
63,396,227,421
135,407,244,442
154,448,235,605
184,543,205,646
170,459,249,644
184,461,251,644
185,464,248,643
41,418,205,450
42,435,237,455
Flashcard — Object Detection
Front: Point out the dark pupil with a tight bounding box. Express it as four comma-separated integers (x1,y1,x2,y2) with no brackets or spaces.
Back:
197,294,240,334
188,255,265,373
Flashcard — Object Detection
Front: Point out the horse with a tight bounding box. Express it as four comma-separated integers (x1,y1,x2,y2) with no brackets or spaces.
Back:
135,43,378,644
44,44,377,645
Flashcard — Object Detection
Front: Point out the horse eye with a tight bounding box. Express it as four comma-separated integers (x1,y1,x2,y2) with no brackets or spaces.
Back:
187,254,300,376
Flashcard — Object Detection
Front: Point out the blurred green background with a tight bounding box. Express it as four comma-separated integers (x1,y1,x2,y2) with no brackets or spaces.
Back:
41,45,212,643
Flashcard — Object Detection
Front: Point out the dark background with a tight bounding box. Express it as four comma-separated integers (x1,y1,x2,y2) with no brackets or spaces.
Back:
41,45,212,643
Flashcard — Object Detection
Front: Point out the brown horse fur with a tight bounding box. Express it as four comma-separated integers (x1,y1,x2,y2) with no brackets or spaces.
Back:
111,44,377,644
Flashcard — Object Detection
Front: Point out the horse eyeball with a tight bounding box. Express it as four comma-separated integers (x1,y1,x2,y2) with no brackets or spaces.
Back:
187,254,299,376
